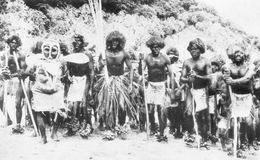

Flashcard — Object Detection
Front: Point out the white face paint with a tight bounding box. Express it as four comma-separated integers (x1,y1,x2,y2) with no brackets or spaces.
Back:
41,40,60,60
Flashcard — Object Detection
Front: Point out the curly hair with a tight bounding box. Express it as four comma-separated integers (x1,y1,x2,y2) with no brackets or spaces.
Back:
73,34,84,43
187,38,205,54
106,31,126,52
166,47,179,57
6,35,22,47
146,36,165,49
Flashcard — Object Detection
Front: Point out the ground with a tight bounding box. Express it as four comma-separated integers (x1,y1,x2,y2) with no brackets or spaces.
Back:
0,125,259,160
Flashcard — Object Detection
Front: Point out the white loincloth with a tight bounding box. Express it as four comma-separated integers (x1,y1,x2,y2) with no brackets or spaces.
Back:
191,88,208,112
32,88,64,112
208,95,220,114
231,93,253,118
218,118,230,129
67,76,86,102
146,81,166,106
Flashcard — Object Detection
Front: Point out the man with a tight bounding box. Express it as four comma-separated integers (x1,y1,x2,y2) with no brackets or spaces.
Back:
141,36,174,142
27,39,65,143
166,47,184,138
64,34,94,137
97,31,134,131
180,38,211,147
0,35,30,133
224,44,256,150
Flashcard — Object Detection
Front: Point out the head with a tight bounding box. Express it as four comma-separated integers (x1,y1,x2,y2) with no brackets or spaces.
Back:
146,36,165,57
211,61,220,73
231,44,246,64
106,31,126,52
41,39,60,60
6,35,22,51
187,38,205,59
72,34,85,52
166,47,179,63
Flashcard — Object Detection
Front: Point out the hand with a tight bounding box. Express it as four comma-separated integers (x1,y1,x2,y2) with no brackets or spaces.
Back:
224,77,234,85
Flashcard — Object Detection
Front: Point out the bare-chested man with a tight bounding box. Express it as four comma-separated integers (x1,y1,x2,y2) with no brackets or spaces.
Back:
97,31,133,130
0,35,32,133
181,38,211,147
141,36,174,142
224,44,256,150
64,34,94,137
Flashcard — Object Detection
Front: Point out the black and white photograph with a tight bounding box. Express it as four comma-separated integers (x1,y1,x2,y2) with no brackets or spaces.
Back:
0,0,260,159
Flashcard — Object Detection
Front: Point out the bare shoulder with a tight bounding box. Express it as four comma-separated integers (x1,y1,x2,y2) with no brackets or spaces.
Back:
201,56,210,63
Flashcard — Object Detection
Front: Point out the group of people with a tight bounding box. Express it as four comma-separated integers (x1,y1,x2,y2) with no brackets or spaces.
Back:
0,31,260,157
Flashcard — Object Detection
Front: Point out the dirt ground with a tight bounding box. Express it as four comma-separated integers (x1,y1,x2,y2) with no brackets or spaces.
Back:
0,125,259,160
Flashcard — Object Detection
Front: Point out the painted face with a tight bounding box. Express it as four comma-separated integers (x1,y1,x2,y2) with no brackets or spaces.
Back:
111,39,120,50
150,44,161,56
234,50,244,63
167,51,179,63
9,39,18,50
42,41,60,60
189,44,201,59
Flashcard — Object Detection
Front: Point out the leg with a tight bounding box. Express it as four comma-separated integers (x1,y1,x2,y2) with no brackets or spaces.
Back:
157,106,167,136
51,112,62,141
148,104,157,135
36,112,47,144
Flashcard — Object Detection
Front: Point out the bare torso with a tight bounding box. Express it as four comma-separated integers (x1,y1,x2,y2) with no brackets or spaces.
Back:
182,57,210,89
106,50,127,76
145,53,170,82
229,63,252,94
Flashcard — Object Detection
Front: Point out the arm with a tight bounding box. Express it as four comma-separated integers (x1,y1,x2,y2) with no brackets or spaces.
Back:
194,60,212,80
180,61,190,83
87,53,95,96
165,56,175,100
226,65,254,85
124,52,133,90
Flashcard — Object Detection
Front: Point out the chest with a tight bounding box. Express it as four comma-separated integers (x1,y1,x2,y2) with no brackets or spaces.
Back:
147,56,166,68
187,60,206,74
106,52,125,65
230,65,248,78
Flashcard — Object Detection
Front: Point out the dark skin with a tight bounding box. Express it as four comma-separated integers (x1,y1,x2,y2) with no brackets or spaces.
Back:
224,50,256,146
66,38,94,128
180,46,211,88
100,39,133,91
142,44,174,136
0,39,31,127
224,51,254,94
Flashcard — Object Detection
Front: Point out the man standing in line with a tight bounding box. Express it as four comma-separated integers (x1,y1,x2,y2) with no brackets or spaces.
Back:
180,38,211,147
63,34,94,137
141,36,174,142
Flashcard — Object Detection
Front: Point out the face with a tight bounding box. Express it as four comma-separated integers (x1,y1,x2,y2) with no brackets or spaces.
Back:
211,64,219,73
167,51,179,63
150,44,161,56
9,39,18,50
73,37,83,50
43,44,59,59
189,44,201,59
234,50,244,63
111,39,120,50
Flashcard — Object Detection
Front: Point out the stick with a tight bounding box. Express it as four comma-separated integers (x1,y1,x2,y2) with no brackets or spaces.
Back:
3,50,9,126
141,62,150,140
228,86,237,159
191,83,200,148
13,52,39,136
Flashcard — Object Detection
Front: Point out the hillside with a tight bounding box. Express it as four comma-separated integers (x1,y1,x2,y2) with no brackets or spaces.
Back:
0,0,259,62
